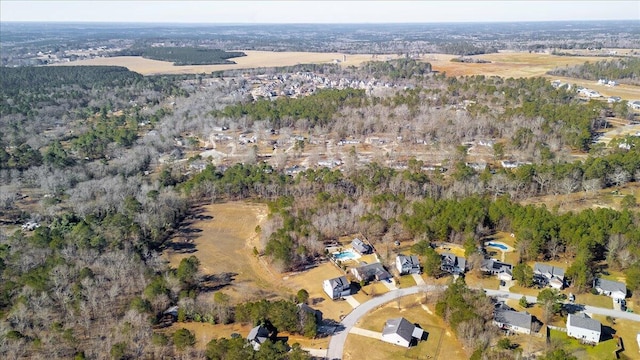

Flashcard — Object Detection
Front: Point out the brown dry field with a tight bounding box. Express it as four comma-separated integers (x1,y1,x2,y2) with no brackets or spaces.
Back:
520,182,640,214
52,51,399,75
344,294,466,360
163,201,289,303
164,321,330,351
427,52,616,78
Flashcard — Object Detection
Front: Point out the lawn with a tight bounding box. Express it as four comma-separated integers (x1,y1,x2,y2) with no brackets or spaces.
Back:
397,274,417,289
345,295,467,360
465,271,499,290
352,282,391,304
509,284,541,297
549,329,619,360
575,293,614,309
591,316,640,359
285,262,353,321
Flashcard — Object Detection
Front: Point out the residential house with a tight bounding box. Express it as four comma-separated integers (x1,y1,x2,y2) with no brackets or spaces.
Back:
481,259,513,281
608,96,622,103
297,303,323,323
493,308,533,335
533,263,565,289
441,253,466,275
396,254,421,275
247,324,271,350
567,313,601,344
593,278,627,300
351,262,391,283
351,238,373,255
629,100,640,110
323,276,351,299
381,317,425,348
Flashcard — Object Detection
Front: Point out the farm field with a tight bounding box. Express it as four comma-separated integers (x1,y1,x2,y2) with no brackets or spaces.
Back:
52,51,400,75
163,201,288,303
344,294,466,360
426,51,615,78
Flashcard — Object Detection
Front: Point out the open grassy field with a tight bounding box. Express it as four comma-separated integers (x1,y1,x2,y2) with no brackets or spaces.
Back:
426,51,614,78
163,201,289,303
344,295,467,360
52,51,399,75
590,315,640,359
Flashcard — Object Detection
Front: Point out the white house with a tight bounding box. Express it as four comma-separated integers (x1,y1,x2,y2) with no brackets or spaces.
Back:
396,254,421,275
567,313,601,345
593,278,627,300
381,317,425,348
481,259,513,281
323,276,351,300
493,309,533,335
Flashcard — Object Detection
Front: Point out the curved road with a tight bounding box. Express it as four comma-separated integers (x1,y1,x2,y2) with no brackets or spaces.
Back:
325,286,640,360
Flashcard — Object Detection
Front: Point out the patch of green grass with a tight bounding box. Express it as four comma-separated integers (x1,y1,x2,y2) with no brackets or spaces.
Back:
397,275,417,289
575,293,613,309
549,329,619,360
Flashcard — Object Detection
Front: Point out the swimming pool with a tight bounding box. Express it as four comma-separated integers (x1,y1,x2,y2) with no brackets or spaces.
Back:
486,242,508,250
333,249,360,261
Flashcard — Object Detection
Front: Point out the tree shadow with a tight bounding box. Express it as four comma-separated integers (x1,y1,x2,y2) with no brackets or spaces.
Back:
166,241,196,254
199,272,238,292
601,324,616,342
311,297,325,306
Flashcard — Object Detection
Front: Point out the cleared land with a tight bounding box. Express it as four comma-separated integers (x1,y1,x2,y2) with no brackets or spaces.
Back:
163,201,287,302
344,294,466,360
52,51,399,75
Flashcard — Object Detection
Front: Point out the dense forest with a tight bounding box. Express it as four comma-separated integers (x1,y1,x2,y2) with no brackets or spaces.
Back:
548,57,640,85
115,47,246,65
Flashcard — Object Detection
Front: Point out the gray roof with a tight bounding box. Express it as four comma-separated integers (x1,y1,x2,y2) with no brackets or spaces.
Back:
481,259,513,273
594,278,626,294
247,325,270,343
398,254,420,268
442,253,466,271
352,238,372,253
354,262,391,280
382,317,416,343
568,313,601,332
327,276,349,290
534,263,565,279
494,309,532,329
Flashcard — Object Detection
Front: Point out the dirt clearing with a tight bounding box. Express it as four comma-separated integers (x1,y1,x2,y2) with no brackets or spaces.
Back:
164,201,286,302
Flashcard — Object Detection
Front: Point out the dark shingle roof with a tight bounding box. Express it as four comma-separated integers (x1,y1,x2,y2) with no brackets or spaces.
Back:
327,276,349,290
247,325,269,343
382,317,416,343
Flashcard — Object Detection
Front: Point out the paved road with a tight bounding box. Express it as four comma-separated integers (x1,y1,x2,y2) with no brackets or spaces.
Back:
326,286,432,360
325,286,640,359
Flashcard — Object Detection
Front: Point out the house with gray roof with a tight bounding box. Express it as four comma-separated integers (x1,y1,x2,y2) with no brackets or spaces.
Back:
481,259,513,281
493,308,533,335
322,276,351,299
441,253,466,275
351,238,372,255
593,278,627,300
396,254,421,275
381,317,425,348
247,324,271,350
533,263,565,289
567,313,601,344
351,262,391,284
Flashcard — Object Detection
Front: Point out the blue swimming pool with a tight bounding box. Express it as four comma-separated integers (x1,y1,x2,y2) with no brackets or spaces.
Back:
487,242,508,250
333,250,359,260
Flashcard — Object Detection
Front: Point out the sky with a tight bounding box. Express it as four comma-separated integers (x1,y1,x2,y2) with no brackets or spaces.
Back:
1,1,639,24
